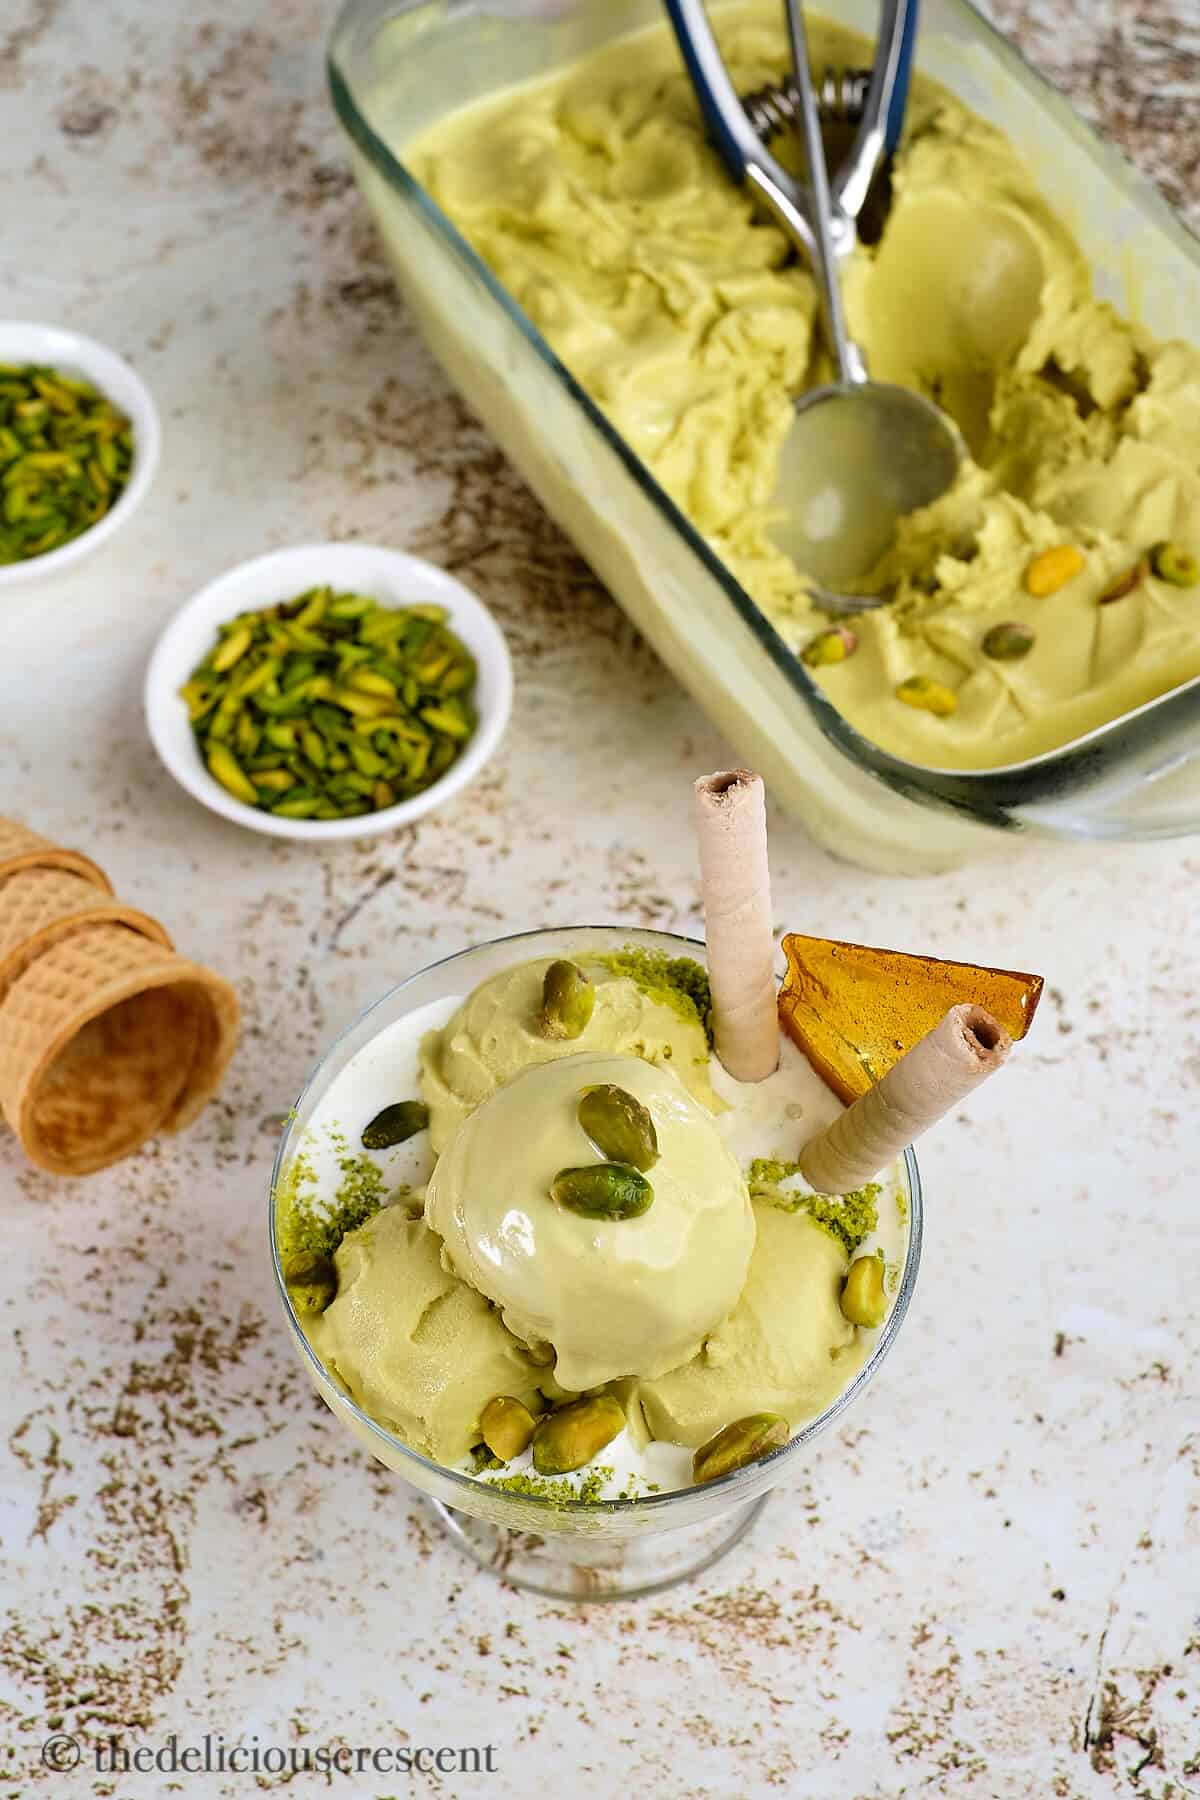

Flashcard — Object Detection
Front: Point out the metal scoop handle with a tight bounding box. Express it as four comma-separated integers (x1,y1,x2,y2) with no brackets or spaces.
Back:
781,0,864,384
662,0,920,250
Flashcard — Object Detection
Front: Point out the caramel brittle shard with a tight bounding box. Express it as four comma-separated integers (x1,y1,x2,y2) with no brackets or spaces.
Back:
779,933,1043,1103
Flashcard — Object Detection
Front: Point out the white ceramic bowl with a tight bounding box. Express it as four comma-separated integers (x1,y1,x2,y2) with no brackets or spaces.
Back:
0,320,160,588
144,542,513,841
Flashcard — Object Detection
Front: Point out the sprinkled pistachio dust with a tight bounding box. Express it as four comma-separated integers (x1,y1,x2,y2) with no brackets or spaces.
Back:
593,949,714,1047
747,1160,881,1256
274,1131,395,1262
476,1463,658,1505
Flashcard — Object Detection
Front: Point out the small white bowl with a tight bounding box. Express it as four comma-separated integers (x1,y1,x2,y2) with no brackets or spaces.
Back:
0,320,160,588
144,542,513,841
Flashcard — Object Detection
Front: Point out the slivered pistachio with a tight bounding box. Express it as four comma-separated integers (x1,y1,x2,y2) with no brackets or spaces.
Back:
207,743,258,805
361,1099,429,1150
550,1162,653,1220
538,959,594,1040
692,1413,789,1484
283,1249,337,1315
840,1255,887,1327
181,589,479,821
532,1395,625,1475
479,1396,537,1462
0,362,133,563
578,1084,659,1171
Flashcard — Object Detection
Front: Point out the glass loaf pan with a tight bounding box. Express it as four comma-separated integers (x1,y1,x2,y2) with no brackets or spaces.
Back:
328,0,1200,874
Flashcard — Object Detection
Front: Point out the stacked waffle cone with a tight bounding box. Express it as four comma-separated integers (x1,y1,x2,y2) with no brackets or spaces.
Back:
0,817,239,1175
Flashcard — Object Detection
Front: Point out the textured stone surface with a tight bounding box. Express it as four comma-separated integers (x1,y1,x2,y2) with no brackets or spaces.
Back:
0,1,1197,1795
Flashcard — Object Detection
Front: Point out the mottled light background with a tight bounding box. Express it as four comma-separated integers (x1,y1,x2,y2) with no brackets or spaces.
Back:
0,2,1197,1796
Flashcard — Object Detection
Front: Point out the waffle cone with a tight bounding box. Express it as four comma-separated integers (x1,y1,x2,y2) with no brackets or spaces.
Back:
0,868,171,1003
0,924,240,1176
0,816,112,894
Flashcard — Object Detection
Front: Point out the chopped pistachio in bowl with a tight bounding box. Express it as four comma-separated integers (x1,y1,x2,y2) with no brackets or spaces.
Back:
144,542,512,842
0,320,159,587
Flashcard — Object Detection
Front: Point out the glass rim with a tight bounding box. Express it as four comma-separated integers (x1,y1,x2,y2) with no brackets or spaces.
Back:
326,0,1200,814
268,923,925,1519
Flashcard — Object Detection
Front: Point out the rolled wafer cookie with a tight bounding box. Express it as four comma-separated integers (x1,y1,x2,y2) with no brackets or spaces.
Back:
0,817,112,893
0,867,170,1003
693,770,779,1083
797,1004,1012,1193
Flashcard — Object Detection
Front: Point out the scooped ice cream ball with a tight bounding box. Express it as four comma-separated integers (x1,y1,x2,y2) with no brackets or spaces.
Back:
424,1052,755,1391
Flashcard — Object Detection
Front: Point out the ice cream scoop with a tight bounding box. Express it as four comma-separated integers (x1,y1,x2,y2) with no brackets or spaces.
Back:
665,0,962,608
418,952,716,1151
762,0,962,606
309,1205,544,1463
424,1051,756,1391
635,1200,864,1447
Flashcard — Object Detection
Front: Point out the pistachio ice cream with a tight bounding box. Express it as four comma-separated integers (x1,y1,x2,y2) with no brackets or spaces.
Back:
425,1050,755,1390
275,943,908,1497
406,5,1200,771
308,1204,544,1464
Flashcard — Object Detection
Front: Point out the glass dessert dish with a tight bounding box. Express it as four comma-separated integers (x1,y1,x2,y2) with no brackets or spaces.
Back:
327,0,1200,873
270,926,923,1601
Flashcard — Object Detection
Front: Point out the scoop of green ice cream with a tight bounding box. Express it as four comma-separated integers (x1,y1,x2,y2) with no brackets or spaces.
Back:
419,953,715,1152
634,1201,866,1448
424,1051,755,1391
307,1203,543,1464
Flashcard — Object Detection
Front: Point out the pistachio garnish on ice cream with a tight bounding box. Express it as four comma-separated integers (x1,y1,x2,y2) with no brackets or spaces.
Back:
692,1412,789,1484
801,627,857,669
1024,544,1085,597
479,1395,537,1462
532,1395,625,1475
1097,558,1149,605
538,959,594,1040
283,1249,338,1315
982,621,1034,661
839,1254,887,1328
895,675,958,717
1150,541,1199,587
361,1099,430,1149
550,1162,654,1220
578,1083,659,1171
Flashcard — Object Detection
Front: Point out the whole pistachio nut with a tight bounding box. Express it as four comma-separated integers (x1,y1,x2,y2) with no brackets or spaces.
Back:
692,1412,789,1484
840,1254,887,1328
1099,558,1150,605
283,1249,337,1316
479,1395,537,1463
1024,543,1085,597
362,1099,430,1150
802,626,858,668
895,674,958,716
538,959,595,1040
981,621,1035,661
578,1083,659,1171
1150,540,1200,587
550,1162,653,1220
531,1394,625,1475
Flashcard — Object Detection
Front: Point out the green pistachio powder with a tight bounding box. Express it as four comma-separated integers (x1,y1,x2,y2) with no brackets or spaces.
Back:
274,953,904,1497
